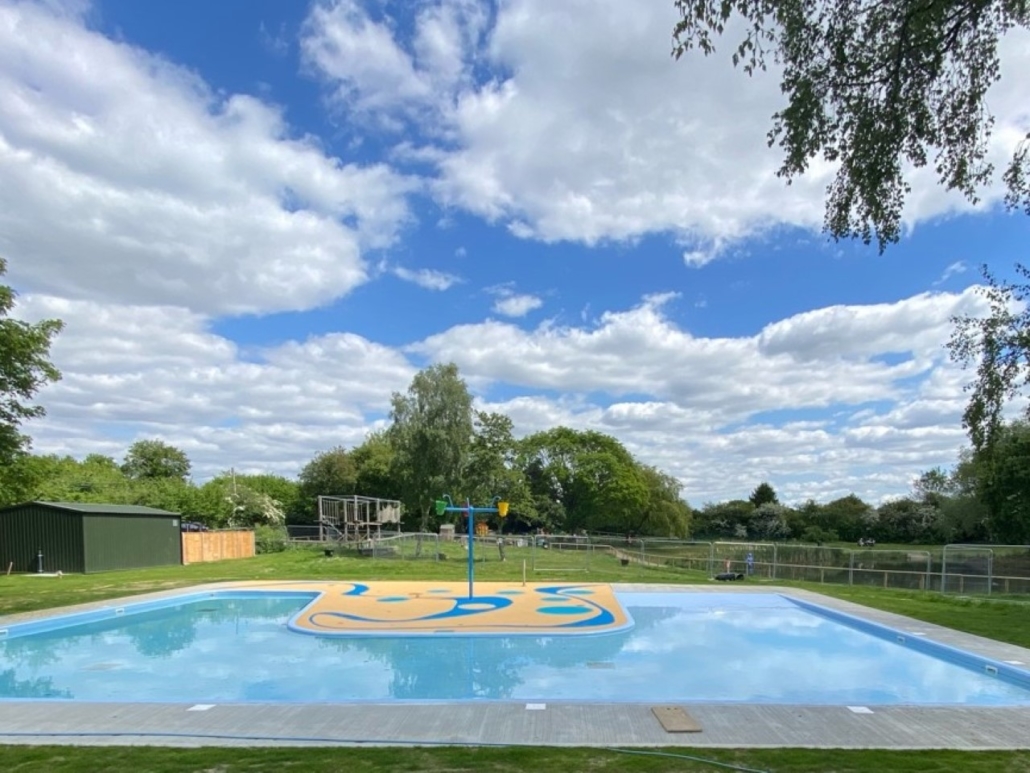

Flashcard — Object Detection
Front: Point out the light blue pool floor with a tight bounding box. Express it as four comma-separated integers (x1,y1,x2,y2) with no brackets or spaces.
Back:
1,584,1029,749
2,586,1028,706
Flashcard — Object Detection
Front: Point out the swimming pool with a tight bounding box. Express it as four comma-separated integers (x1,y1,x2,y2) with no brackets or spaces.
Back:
1,589,1028,705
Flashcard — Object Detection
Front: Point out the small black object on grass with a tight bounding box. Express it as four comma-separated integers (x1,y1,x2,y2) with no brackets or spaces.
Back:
714,572,744,581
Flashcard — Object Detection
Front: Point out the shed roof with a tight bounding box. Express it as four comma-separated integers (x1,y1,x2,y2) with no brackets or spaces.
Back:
0,501,180,517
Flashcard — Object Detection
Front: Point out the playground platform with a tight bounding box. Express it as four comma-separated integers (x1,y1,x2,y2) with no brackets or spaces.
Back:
244,580,631,636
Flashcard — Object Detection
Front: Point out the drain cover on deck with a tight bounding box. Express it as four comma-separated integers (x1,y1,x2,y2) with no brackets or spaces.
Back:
651,706,702,733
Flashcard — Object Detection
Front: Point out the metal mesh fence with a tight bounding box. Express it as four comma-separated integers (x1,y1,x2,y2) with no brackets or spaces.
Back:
531,533,593,572
367,532,440,560
636,539,714,573
713,542,778,578
988,546,1030,595
848,549,932,591
287,528,1030,597
941,544,1030,596
286,525,322,541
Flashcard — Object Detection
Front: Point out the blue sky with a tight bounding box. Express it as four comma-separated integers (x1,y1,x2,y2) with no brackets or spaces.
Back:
2,0,1029,506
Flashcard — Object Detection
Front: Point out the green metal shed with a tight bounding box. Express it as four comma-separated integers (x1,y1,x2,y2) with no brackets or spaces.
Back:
0,501,183,574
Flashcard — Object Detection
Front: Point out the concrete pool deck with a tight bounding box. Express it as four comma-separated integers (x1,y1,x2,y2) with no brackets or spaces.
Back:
1,582,1029,750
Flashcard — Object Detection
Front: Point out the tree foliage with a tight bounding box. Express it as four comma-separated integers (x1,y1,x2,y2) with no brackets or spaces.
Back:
518,428,672,535
0,257,63,467
121,439,192,481
949,263,1030,455
820,494,876,542
637,465,693,538
234,473,301,522
349,431,400,500
672,1,1030,251
465,411,532,527
388,363,474,530
296,447,358,523
199,474,287,528
972,420,1030,543
693,499,755,539
749,481,778,507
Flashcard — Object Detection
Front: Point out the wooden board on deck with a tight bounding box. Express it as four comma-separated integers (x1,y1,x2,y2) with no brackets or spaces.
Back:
651,705,702,733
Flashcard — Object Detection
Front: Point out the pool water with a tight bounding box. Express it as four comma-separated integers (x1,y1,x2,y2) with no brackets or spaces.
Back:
1,591,1028,705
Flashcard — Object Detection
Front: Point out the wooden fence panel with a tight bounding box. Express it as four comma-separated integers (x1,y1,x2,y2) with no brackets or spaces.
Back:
181,530,255,564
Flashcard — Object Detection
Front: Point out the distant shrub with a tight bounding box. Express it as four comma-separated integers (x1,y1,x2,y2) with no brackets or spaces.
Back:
255,524,289,554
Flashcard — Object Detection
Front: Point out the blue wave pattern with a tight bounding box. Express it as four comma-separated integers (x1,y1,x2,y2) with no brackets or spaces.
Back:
301,582,619,636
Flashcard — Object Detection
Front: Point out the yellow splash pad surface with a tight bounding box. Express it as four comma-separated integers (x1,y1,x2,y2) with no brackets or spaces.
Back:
232,581,631,637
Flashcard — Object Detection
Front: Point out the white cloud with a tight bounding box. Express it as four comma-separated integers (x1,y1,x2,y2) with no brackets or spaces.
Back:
416,288,992,503
304,0,1030,252
4,0,1013,510
755,292,983,363
492,293,543,317
486,284,543,317
933,261,968,286
413,289,986,418
17,294,414,478
16,285,991,504
301,0,488,127
392,265,461,290
0,1,414,315
683,242,727,268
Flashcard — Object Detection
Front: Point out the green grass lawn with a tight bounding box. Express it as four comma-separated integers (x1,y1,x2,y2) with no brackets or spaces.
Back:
2,745,1029,773
2,546,1030,772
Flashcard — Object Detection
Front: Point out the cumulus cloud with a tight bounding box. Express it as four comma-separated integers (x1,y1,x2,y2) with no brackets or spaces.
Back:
17,285,980,500
301,0,489,127
0,1,414,315
417,287,992,503
17,294,414,478
4,0,1009,507
413,289,988,421
303,0,1030,251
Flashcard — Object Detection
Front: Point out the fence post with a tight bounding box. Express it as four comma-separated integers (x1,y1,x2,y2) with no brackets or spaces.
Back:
848,551,855,586
771,544,777,580
941,546,948,594
987,550,994,596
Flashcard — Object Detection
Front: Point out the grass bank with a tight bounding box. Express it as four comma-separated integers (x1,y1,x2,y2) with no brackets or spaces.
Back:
1,744,1029,773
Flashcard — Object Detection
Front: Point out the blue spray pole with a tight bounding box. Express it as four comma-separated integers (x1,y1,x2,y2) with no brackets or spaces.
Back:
466,499,474,599
435,495,507,601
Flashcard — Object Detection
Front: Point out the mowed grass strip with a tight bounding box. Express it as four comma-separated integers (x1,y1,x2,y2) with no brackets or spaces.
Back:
1,745,1030,773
